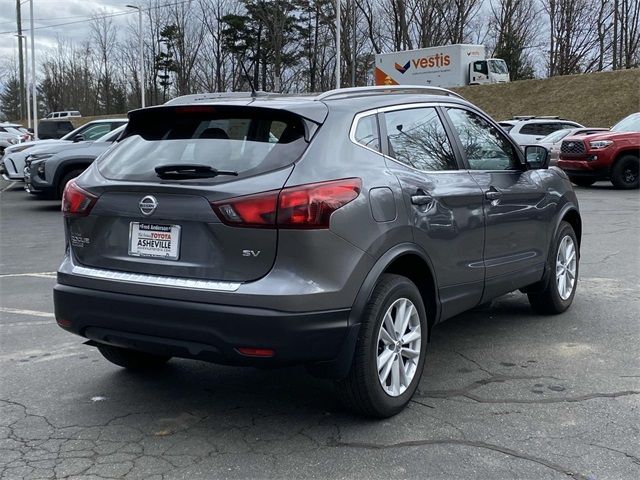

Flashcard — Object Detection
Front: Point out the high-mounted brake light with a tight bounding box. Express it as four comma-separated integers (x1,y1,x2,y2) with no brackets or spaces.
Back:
212,178,361,229
61,180,98,217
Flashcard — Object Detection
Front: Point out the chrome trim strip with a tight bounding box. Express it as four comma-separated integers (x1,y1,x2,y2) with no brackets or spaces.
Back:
70,263,241,292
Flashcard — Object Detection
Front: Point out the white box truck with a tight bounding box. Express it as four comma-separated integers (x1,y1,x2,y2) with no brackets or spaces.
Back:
374,44,510,88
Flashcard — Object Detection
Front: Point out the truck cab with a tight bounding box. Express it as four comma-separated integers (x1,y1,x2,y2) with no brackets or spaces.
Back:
470,59,510,85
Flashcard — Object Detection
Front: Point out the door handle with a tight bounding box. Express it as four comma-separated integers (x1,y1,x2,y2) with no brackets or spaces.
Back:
485,188,502,200
411,189,432,205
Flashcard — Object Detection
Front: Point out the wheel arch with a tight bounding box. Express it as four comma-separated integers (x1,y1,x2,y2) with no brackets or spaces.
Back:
349,243,440,330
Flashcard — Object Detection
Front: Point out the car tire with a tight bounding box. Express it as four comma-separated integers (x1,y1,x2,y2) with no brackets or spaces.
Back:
610,155,639,189
335,274,428,418
97,344,171,370
528,221,579,315
56,169,85,200
568,177,596,188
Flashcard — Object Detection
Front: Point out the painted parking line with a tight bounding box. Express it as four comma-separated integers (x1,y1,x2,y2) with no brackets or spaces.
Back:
1,181,18,192
0,342,86,364
0,272,56,279
1,320,54,328
0,307,55,318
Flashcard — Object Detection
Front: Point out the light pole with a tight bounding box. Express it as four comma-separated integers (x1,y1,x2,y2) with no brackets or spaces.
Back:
29,0,37,138
127,4,146,108
15,34,30,128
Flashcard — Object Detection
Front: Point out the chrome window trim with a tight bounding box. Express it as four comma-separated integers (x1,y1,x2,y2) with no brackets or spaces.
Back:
69,260,241,292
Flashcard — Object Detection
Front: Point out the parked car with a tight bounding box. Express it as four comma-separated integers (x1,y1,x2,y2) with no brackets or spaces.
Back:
37,117,86,140
44,110,82,119
0,123,24,156
25,125,125,199
537,127,608,165
558,112,640,189
0,119,127,181
54,86,581,417
499,116,583,146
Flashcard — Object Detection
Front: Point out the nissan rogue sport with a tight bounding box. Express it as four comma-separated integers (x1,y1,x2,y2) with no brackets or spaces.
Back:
54,86,582,417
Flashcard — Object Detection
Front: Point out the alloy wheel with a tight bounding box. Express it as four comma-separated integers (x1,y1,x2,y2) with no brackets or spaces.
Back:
376,297,422,397
556,235,577,300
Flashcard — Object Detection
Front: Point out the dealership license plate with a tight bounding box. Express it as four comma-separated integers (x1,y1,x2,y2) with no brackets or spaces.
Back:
128,223,181,260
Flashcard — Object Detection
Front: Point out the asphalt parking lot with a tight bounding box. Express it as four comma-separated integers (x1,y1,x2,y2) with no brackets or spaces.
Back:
1,178,638,480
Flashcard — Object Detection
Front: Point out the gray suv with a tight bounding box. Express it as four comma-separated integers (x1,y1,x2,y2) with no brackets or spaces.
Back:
54,87,582,417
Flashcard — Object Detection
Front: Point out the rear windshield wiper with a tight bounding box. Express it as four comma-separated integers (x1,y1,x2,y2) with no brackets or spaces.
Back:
155,164,238,180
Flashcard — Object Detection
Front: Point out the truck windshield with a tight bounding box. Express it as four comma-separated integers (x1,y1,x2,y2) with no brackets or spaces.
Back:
488,60,509,75
611,113,640,133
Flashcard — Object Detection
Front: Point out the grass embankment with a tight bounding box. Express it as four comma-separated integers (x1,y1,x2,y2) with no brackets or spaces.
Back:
453,68,640,127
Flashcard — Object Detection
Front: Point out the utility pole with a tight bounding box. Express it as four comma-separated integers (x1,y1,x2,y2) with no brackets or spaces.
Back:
127,5,146,107
15,34,30,129
336,0,341,89
16,0,25,121
30,0,37,139
351,0,356,87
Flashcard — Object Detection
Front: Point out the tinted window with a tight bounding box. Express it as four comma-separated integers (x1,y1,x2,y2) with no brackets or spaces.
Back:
384,107,457,171
447,108,520,171
520,122,567,136
354,114,380,151
99,107,309,183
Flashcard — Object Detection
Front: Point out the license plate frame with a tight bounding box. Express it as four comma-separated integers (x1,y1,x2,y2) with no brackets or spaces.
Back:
128,222,181,260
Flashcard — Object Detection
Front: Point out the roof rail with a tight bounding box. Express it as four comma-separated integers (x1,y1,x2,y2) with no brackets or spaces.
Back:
316,85,463,101
512,115,561,120
165,91,286,105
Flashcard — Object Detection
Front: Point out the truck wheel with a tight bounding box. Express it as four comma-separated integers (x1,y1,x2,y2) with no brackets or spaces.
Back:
610,155,639,189
528,221,579,315
57,169,84,199
568,177,595,188
335,274,428,418
97,344,171,370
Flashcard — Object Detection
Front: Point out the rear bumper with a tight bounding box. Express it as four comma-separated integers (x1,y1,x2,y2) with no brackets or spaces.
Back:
54,283,357,373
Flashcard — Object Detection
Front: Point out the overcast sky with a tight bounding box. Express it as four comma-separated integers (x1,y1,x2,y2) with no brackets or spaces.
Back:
1,0,142,73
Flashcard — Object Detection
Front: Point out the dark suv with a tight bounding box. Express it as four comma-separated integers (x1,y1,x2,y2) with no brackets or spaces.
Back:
54,87,582,417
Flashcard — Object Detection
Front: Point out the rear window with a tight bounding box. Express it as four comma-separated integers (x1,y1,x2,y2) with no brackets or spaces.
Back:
98,106,310,182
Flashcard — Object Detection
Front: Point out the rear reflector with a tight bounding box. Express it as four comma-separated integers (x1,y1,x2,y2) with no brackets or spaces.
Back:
237,347,275,357
212,178,361,229
61,180,98,217
56,318,72,328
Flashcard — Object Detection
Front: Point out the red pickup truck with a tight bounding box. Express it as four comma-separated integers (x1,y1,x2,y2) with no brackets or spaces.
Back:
558,112,639,189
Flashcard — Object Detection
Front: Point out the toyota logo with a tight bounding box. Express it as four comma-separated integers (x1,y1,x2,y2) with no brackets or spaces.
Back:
139,195,158,216
568,142,574,147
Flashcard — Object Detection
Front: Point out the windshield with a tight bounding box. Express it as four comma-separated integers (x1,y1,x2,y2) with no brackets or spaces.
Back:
611,113,640,133
98,107,309,183
96,125,126,142
488,59,509,75
540,129,572,144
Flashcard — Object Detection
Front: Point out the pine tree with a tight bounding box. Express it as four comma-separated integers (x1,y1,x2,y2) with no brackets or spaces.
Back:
0,76,22,121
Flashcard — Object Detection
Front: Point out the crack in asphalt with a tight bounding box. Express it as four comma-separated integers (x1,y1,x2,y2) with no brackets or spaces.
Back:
327,438,590,479
588,443,640,466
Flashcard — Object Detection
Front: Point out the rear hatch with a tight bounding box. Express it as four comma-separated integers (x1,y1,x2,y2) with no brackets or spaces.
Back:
66,104,325,282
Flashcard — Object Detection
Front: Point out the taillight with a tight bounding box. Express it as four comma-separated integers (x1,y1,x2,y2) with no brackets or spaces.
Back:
61,180,98,217
278,178,362,228
212,190,279,227
212,178,361,229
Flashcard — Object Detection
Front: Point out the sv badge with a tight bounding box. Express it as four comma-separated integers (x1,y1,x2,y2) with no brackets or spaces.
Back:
242,250,261,257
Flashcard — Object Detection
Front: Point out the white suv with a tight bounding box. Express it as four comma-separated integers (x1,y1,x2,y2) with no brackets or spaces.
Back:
499,116,583,146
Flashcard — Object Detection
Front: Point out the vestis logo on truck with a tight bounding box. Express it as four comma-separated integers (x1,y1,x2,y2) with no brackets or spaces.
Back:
395,61,411,74
411,53,451,69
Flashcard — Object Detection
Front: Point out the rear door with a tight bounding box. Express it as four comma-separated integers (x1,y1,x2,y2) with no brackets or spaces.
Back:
380,105,486,318
443,107,548,301
68,105,318,282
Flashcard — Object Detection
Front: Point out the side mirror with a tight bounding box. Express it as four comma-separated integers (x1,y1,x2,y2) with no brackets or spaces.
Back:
524,145,550,170
72,134,84,143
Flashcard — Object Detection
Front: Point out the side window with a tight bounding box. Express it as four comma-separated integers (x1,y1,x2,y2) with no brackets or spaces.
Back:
83,124,111,140
354,114,380,152
446,108,520,171
384,107,457,171
520,123,542,136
